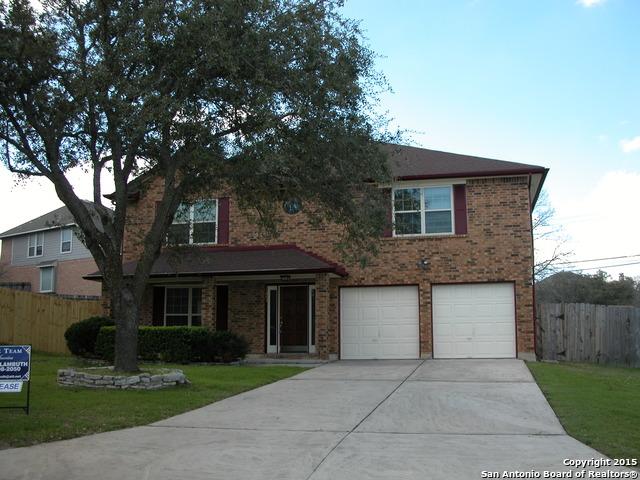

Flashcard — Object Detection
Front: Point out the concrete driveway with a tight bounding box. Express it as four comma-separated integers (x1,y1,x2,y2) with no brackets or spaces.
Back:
0,360,631,480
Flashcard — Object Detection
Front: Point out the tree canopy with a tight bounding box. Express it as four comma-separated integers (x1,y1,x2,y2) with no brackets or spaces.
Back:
0,0,397,370
536,270,640,306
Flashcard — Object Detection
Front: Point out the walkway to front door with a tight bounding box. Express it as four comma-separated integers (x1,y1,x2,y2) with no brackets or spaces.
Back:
267,284,316,354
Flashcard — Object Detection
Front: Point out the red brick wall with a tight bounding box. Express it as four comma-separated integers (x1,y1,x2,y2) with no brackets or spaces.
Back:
125,174,535,357
0,256,101,297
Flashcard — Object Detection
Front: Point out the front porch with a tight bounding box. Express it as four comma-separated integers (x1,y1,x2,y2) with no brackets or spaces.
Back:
87,245,346,359
140,274,335,358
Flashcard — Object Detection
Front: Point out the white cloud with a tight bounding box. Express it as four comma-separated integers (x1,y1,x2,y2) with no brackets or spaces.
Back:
577,0,605,7
620,136,640,153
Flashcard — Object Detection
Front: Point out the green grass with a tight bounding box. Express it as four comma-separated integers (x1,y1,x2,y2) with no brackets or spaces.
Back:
527,361,640,461
0,352,306,449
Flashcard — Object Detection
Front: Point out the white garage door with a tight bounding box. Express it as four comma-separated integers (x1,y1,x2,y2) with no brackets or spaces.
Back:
340,286,419,360
432,283,516,359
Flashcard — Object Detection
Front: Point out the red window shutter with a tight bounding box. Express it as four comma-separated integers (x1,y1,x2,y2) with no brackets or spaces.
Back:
453,184,467,235
382,188,393,237
218,197,230,244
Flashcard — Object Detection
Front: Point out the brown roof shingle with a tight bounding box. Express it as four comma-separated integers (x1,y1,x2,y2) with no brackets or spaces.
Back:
84,245,347,279
382,144,546,180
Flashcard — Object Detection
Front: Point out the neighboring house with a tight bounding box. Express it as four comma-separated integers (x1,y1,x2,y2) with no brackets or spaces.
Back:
0,204,103,297
86,144,548,360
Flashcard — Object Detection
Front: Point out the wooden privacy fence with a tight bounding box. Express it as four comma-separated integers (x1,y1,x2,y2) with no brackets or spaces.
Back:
0,287,104,354
536,303,640,367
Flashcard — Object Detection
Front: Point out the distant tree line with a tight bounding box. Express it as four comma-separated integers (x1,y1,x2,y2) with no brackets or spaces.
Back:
536,271,640,306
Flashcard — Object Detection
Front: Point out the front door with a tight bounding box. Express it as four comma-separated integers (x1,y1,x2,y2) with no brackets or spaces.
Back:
279,286,309,353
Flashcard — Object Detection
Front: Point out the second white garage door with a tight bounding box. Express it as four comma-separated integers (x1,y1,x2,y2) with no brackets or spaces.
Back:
340,286,419,360
432,283,516,359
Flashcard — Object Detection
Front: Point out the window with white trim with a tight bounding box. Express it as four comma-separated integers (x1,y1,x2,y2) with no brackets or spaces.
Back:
393,186,454,235
39,266,55,293
164,287,202,326
28,232,44,257
60,228,72,253
167,199,217,245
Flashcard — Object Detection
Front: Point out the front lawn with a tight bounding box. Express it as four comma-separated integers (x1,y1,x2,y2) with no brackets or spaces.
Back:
0,352,305,449
528,361,640,461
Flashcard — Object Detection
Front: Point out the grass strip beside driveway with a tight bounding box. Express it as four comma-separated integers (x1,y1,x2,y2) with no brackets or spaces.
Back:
528,361,640,461
0,352,306,449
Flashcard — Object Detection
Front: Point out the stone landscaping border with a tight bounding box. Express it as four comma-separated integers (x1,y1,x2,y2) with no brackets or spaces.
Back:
57,367,188,390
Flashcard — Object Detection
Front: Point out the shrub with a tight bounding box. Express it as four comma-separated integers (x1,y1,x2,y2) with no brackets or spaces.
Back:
95,326,249,363
209,331,250,362
64,316,114,357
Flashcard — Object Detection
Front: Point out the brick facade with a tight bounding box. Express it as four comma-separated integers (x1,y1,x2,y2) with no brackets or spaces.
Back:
0,240,101,297
126,174,535,359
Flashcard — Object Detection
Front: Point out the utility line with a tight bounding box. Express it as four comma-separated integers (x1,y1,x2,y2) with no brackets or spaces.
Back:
554,254,640,265
562,260,640,272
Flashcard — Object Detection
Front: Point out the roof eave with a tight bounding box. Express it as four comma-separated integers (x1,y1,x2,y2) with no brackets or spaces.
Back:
530,168,550,211
84,266,347,281
0,223,77,240
394,167,548,182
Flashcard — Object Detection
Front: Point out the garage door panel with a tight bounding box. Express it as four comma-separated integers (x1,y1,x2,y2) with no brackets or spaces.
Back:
341,286,419,360
433,283,516,359
474,322,513,337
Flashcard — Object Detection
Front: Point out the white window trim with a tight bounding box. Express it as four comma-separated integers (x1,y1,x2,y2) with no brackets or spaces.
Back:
171,199,218,245
163,286,202,327
392,185,455,237
27,232,44,258
266,285,315,355
308,286,316,354
267,286,278,354
39,265,55,293
60,228,73,254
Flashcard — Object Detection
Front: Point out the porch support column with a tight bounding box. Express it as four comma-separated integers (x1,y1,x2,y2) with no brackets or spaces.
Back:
315,273,332,359
201,277,216,329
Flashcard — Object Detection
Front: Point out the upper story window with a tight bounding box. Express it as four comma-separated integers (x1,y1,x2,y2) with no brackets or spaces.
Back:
393,186,454,236
60,228,72,253
27,232,44,257
168,199,218,245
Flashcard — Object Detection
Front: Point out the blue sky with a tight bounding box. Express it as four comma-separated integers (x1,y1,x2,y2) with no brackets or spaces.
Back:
0,0,638,277
340,0,640,277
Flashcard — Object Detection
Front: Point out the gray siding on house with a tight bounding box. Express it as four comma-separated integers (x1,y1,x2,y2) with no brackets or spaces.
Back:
10,228,92,266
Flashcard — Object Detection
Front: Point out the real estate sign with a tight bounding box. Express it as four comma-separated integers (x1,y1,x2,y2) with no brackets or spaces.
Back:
0,345,31,383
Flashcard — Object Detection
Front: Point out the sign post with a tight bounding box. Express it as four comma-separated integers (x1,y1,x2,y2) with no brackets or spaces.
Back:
0,345,32,414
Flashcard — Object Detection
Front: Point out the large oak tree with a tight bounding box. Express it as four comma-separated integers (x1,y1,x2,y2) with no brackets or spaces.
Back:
0,0,397,371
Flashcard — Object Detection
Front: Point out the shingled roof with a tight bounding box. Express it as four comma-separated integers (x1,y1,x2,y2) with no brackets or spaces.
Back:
84,244,347,280
112,143,547,203
381,144,546,180
0,202,110,239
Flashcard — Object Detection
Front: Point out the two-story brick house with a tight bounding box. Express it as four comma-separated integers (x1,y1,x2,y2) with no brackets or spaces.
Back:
0,204,103,297
87,144,547,360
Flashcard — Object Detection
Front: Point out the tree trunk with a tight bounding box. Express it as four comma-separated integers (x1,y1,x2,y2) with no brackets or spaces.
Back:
111,287,140,372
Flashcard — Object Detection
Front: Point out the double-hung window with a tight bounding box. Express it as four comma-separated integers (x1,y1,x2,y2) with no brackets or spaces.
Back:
60,228,72,253
27,232,44,257
168,199,217,245
164,287,202,326
39,266,55,293
393,186,454,235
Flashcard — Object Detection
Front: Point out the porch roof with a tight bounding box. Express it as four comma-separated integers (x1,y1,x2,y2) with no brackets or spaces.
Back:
84,244,347,280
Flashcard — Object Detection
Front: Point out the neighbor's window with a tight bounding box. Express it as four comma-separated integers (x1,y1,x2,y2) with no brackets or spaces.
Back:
164,287,202,326
60,228,72,253
27,232,44,257
393,186,453,235
167,199,217,245
39,266,55,293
